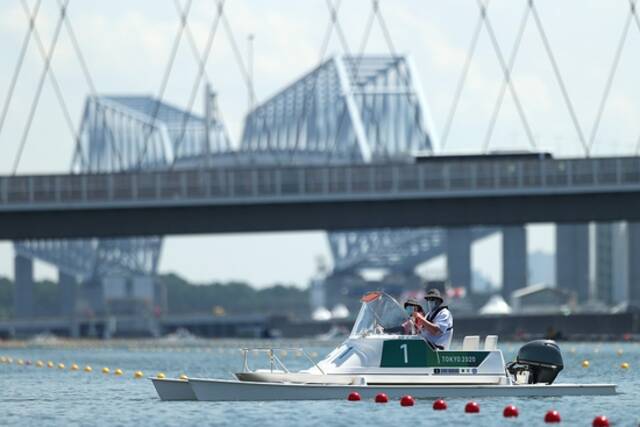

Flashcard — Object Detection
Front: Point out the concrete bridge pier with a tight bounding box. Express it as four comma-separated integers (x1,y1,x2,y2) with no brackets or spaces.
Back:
446,227,472,292
13,255,34,318
556,224,590,302
58,271,79,337
628,222,640,307
502,225,527,300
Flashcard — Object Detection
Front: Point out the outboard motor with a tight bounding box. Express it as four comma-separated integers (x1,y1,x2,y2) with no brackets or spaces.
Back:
506,340,564,384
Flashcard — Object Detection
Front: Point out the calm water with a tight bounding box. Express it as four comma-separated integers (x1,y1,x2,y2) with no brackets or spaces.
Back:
1,339,639,426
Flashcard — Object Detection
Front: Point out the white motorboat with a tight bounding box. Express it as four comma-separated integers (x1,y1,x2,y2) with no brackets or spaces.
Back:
153,291,617,401
151,377,196,401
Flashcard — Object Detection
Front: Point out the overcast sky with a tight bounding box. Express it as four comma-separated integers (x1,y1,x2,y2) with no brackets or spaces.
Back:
0,0,639,287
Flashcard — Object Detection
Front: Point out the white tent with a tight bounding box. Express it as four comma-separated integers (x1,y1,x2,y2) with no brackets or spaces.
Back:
479,295,512,315
331,304,350,319
311,307,332,321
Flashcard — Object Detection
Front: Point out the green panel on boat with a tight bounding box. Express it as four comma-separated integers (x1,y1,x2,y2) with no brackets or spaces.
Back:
380,339,489,368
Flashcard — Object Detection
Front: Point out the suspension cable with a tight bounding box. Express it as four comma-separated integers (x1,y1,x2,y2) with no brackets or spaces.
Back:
57,0,97,94
482,2,531,152
627,0,640,154
0,0,42,144
220,6,253,101
169,0,224,170
290,0,367,164
20,0,88,169
181,1,213,84
478,0,537,150
136,0,193,169
324,0,374,164
373,0,397,59
326,0,402,164
219,16,254,166
529,0,588,155
440,5,484,152
55,0,108,169
286,0,346,165
587,1,634,155
12,0,69,175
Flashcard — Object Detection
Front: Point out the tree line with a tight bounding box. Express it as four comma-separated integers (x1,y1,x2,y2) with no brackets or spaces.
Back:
0,274,309,319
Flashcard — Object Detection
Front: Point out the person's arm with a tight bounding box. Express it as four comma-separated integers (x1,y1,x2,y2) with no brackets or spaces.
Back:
413,312,442,336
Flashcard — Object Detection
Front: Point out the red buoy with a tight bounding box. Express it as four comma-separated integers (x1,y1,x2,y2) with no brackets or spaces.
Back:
592,416,609,427
464,401,480,413
503,405,519,418
375,393,388,403
400,395,415,407
544,410,561,423
347,392,361,401
432,399,447,410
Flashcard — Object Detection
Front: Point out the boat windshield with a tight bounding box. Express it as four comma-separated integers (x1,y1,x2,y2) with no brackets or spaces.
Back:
350,291,409,337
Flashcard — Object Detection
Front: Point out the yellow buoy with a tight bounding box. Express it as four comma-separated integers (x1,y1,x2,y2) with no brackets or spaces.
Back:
621,362,630,369
84,365,93,372
114,368,123,376
58,363,65,369
179,374,188,380
279,350,288,358
156,372,166,379
134,370,144,379
0,356,6,363
7,357,13,363
17,359,24,365
102,367,110,374
36,360,44,368
47,361,54,368
70,364,79,371
616,349,624,357
582,360,590,368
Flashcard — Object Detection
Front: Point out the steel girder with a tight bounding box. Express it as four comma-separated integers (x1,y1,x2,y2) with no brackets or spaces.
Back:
328,228,497,276
72,95,232,172
16,55,474,282
14,240,98,279
238,55,459,278
14,237,162,281
17,95,231,279
239,55,437,165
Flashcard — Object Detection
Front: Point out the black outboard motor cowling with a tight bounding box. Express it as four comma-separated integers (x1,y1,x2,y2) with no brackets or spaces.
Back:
506,340,564,384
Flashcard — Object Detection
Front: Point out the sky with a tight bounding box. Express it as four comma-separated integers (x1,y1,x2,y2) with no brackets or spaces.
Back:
0,0,639,287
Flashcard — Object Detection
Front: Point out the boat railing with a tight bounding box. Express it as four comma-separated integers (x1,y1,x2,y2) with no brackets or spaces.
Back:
240,347,325,375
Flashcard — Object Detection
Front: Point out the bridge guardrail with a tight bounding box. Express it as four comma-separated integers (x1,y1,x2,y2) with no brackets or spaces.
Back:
2,157,640,207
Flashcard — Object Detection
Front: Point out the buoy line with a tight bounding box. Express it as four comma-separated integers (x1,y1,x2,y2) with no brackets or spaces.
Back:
0,354,155,379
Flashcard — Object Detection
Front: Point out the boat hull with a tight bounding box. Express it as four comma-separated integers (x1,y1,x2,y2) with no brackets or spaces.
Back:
151,378,196,401
188,378,617,401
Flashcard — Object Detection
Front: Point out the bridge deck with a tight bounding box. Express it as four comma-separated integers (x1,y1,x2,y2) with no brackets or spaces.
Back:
1,156,640,238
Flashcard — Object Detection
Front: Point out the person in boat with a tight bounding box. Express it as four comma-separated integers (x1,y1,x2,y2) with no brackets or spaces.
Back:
402,299,425,335
412,289,453,350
